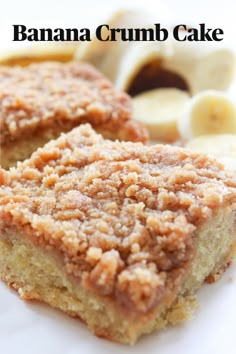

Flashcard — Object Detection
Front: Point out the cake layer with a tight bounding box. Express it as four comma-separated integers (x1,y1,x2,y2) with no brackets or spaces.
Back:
0,124,236,343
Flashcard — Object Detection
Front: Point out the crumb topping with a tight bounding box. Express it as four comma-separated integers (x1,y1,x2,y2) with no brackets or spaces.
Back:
0,62,147,144
0,124,236,314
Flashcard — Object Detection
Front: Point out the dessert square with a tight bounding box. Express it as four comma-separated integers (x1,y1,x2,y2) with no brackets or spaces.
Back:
0,124,235,343
0,62,148,168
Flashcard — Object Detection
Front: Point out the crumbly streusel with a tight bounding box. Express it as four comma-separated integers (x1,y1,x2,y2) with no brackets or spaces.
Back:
0,61,147,145
0,124,235,314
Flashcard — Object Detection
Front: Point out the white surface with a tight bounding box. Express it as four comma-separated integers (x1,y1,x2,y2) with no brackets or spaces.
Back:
1,264,236,354
0,1,236,353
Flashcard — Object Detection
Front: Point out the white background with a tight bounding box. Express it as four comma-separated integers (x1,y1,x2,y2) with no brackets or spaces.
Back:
0,1,236,353
0,0,236,50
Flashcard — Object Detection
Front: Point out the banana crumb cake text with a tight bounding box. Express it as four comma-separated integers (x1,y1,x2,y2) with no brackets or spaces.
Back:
0,61,148,169
0,124,236,344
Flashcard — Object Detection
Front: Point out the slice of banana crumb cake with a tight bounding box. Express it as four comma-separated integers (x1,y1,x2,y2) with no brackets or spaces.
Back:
0,61,148,169
0,124,236,344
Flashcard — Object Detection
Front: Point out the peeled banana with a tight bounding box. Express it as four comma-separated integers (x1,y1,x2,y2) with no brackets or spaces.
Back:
132,88,190,142
76,9,235,96
164,41,235,95
178,90,236,141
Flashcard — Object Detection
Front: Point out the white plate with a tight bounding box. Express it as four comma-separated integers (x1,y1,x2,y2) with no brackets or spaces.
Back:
1,263,236,354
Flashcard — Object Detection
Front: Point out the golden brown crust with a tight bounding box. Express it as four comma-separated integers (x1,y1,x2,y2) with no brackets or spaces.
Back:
0,124,236,315
0,61,148,147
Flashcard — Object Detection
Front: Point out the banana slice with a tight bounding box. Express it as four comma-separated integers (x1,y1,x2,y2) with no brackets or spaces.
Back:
132,88,190,142
186,134,236,173
178,90,236,141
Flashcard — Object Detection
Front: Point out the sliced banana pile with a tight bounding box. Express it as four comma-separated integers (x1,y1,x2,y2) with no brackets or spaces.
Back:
178,90,236,141
133,88,236,172
180,91,236,173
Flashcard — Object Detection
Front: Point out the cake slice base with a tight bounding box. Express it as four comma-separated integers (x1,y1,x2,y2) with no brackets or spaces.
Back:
0,206,235,344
